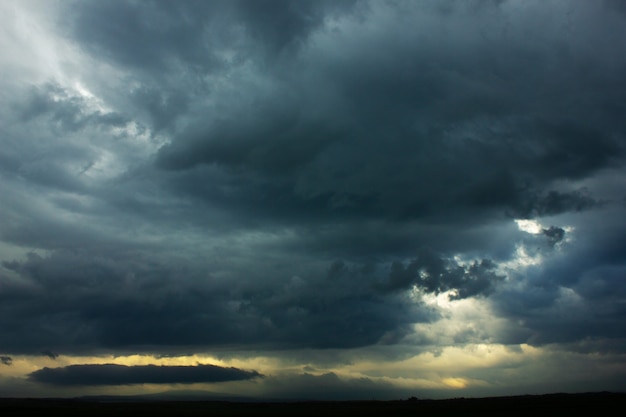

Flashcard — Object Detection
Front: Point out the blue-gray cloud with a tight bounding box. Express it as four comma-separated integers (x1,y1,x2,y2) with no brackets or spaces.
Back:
1,0,626,365
29,363,262,386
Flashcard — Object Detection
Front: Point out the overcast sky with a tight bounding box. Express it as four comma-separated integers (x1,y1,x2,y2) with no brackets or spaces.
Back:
1,0,626,400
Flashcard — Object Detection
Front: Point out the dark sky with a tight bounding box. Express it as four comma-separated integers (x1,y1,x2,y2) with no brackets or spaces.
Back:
1,0,626,399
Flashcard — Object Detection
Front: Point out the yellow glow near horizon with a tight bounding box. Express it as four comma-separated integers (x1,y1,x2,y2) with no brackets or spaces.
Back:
442,377,468,388
3,342,625,398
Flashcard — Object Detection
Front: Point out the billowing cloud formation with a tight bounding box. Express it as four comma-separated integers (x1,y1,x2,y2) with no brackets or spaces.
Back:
29,363,261,386
381,251,503,298
1,0,626,398
0,356,12,366
0,249,434,352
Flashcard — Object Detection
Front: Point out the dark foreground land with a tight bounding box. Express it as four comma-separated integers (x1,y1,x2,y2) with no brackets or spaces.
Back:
1,392,624,416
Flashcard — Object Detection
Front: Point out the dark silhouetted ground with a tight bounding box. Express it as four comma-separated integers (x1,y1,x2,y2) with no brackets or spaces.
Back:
0,392,624,416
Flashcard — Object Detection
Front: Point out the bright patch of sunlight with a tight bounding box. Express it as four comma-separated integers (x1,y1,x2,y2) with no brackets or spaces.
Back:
442,377,468,388
515,219,543,234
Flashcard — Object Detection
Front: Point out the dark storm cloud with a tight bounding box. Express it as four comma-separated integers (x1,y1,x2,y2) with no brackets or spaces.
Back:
66,0,222,71
232,0,360,53
0,250,435,353
542,226,565,246
510,189,599,219
0,243,500,355
2,0,626,362
0,250,239,353
493,209,626,349
28,363,261,386
151,2,625,235
56,0,626,233
382,250,504,299
68,0,357,69
64,0,359,135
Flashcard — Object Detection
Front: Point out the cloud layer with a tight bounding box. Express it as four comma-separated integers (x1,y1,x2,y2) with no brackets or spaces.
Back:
1,0,626,398
29,363,261,386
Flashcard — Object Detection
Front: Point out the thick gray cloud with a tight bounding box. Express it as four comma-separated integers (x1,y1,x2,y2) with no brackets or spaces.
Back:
0,249,435,353
382,251,504,299
66,0,356,70
492,209,626,348
29,363,261,386
1,0,626,398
